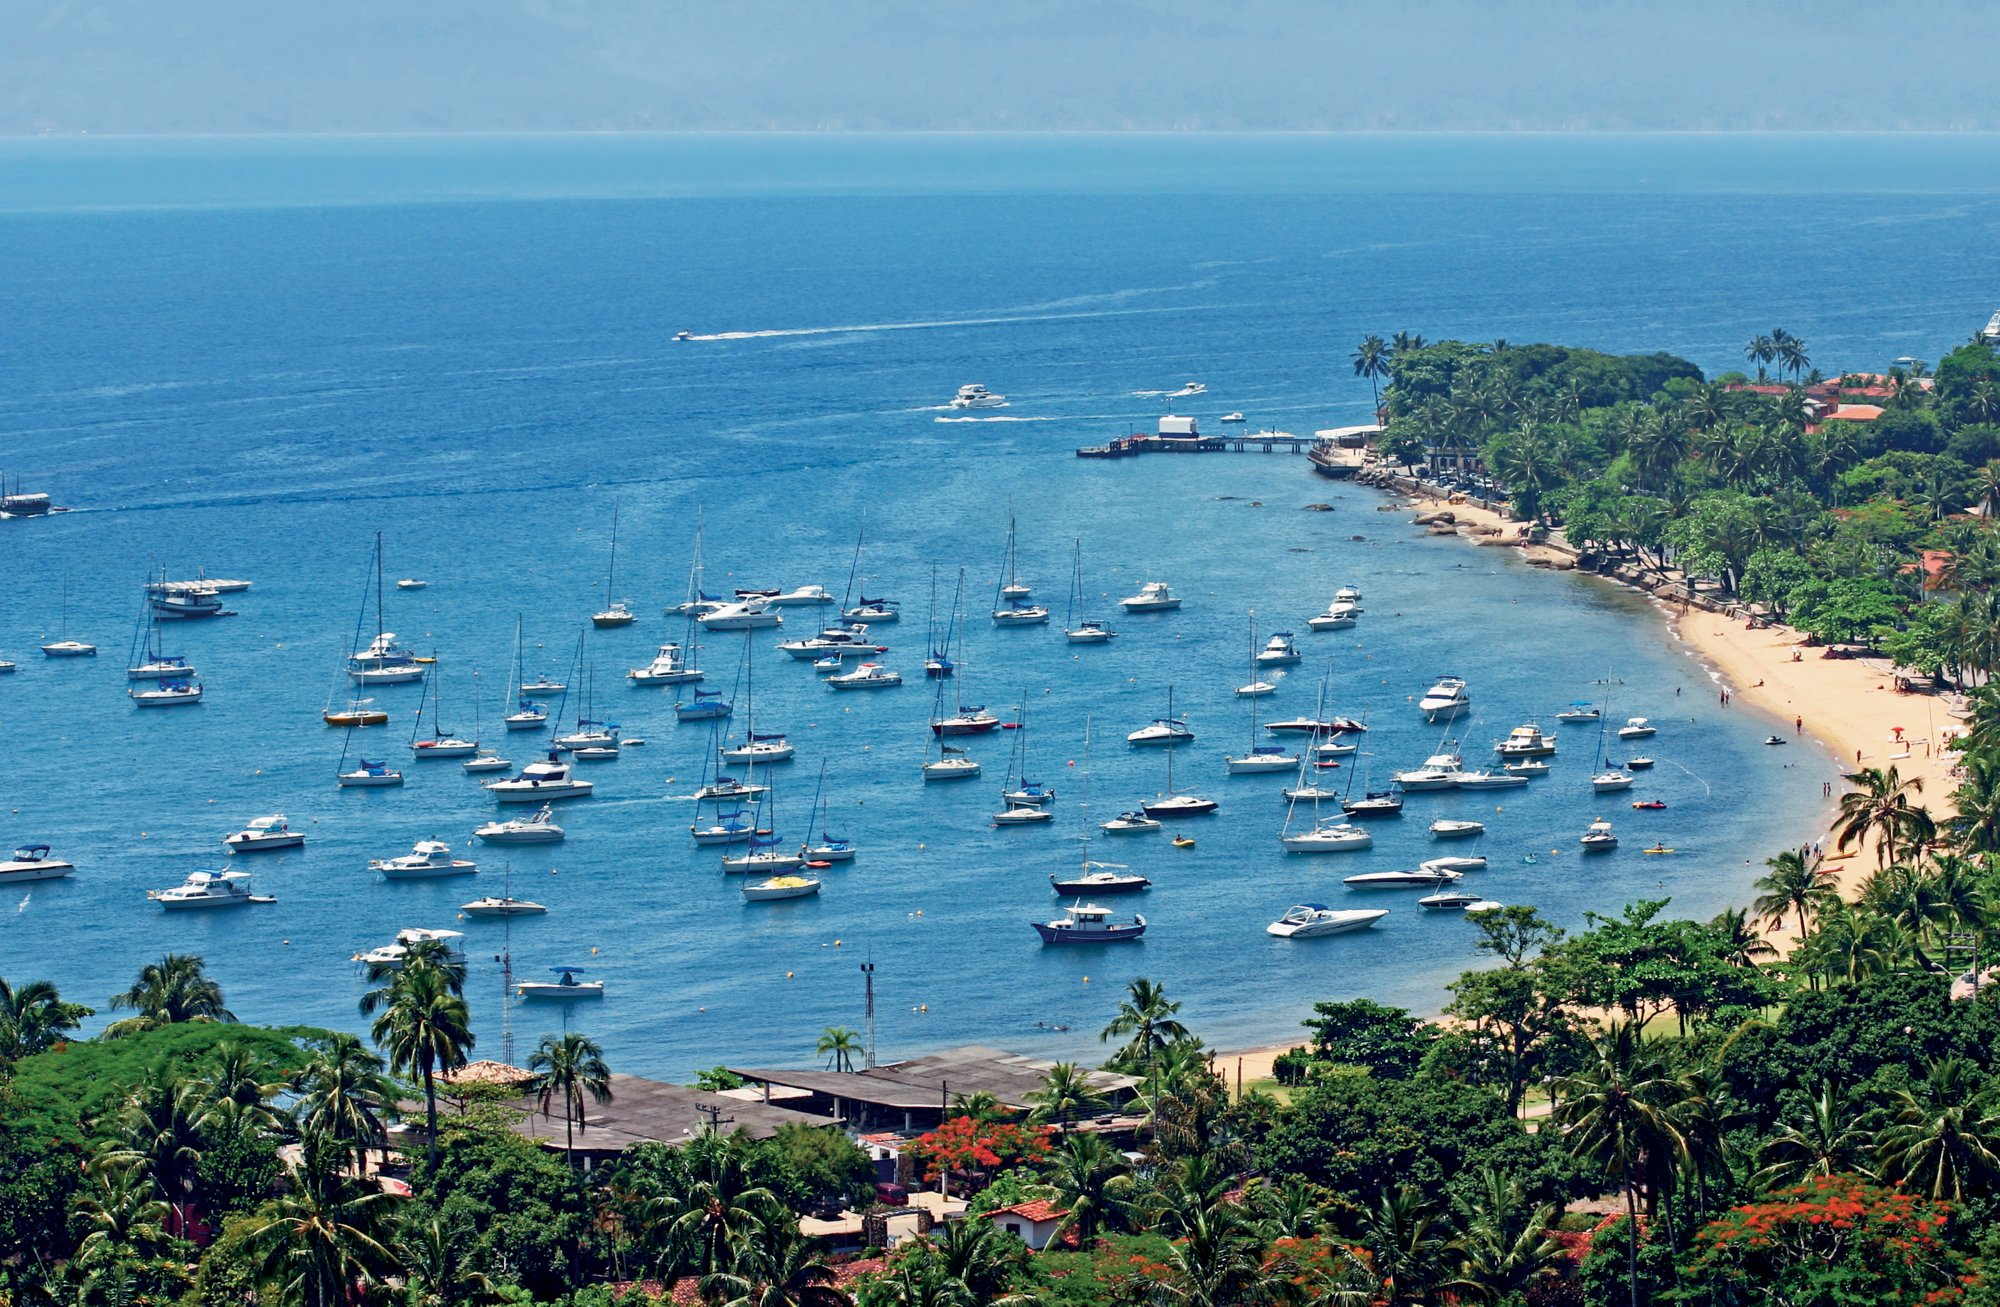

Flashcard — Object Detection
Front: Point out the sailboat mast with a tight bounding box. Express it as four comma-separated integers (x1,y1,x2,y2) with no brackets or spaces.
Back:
606,503,619,604
373,531,386,641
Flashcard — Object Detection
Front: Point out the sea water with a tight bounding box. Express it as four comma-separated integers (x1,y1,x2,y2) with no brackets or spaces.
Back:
8,133,1982,1075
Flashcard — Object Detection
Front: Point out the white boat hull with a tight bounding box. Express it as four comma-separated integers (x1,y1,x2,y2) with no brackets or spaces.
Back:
991,609,1049,625
338,772,404,787
0,862,74,884
923,761,982,781
722,853,806,875
1226,754,1297,774
743,879,821,901
225,834,304,852
1280,833,1373,853
1066,628,1115,644
1306,614,1356,630
350,668,425,685
411,740,479,758
477,828,565,844
132,690,203,707
720,741,795,763
518,983,604,999
486,780,593,802
1268,910,1388,938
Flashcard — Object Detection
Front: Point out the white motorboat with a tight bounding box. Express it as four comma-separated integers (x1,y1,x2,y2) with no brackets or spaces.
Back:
349,632,425,684
1032,902,1146,944
0,659,13,673
519,677,566,696
1237,680,1278,697
1220,411,1246,423
743,874,821,902
1556,701,1601,724
779,625,883,661
1429,819,1486,839
1343,868,1461,888
843,600,901,624
1393,766,1458,791
0,844,74,884
1494,723,1557,758
699,600,782,630
1129,708,1195,745
1066,619,1116,644
1051,865,1151,895
1580,818,1619,851
1000,580,1032,600
1502,758,1551,777
1418,889,1491,910
1449,769,1528,790
1418,676,1470,723
571,745,619,761
518,966,605,999
630,643,704,684
1279,821,1374,853
484,754,594,802
1335,586,1363,605
130,680,203,707
1268,716,1367,736
463,753,511,773
1281,782,1341,802
694,775,770,804
357,927,467,967
1119,581,1183,612
1421,855,1488,874
826,661,902,690
1266,904,1388,938
476,804,566,844
1628,756,1656,770
1306,602,1358,631
224,815,305,852
950,383,1007,409
337,759,405,787
461,896,546,917
768,585,835,607
1314,739,1360,759
410,736,478,758
932,708,1001,735
992,803,1055,825
128,654,196,681
1100,810,1164,834
721,735,795,764
1255,633,1302,666
992,603,1050,626
152,869,265,909
922,750,983,781
396,578,427,590
1616,717,1658,740
1591,769,1636,793
370,840,477,879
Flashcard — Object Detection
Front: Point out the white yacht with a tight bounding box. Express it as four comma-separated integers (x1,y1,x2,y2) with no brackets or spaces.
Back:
395,578,427,590
699,600,782,630
462,752,512,774
41,639,97,657
1306,601,1359,631
1580,818,1619,851
777,625,883,661
1335,586,1363,605
1255,633,1302,666
337,759,404,787
950,383,1007,409
1236,680,1278,697
483,754,594,802
992,803,1055,825
1418,889,1492,911
842,599,901,624
1556,702,1601,724
1065,619,1116,644
475,804,566,844
1418,677,1470,723
1343,868,1460,888
1142,792,1218,818
1493,724,1558,758
1220,411,1246,424
992,602,1050,626
743,874,821,902
1281,782,1341,802
1392,765,1458,791
224,815,305,852
0,844,74,884
348,632,425,685
720,734,795,764
1590,769,1636,793
461,895,547,917
0,658,13,673
1616,717,1658,740
357,927,467,967
505,700,551,730
922,749,982,781
1502,758,1551,777
629,643,703,684
1129,714,1194,746
1422,854,1488,875
370,839,477,879
694,775,770,803
1429,818,1486,839
518,966,605,999
1119,581,1183,612
1313,739,1360,759
410,734,478,758
1279,821,1374,853
1449,769,1528,790
130,680,204,707
826,661,902,690
1266,904,1388,938
1100,810,1163,834
768,585,836,607
722,842,807,875
552,721,618,752
152,869,263,910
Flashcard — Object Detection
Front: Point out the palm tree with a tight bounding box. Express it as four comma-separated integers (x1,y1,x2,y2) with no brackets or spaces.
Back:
294,1033,396,1176
1100,977,1191,1069
1044,1133,1130,1244
1752,1080,1875,1190
1833,765,1936,868
103,953,233,1036
930,1215,1026,1305
1553,1023,1690,1307
102,1067,211,1235
1745,334,1775,382
657,1147,784,1278
201,1040,285,1139
243,1139,401,1307
1390,331,1426,355
816,1026,861,1073
1753,846,1834,944
1026,1061,1107,1127
1968,381,2000,426
0,976,91,1059
1354,1185,1455,1307
1778,336,1811,383
1352,335,1392,419
74,1162,172,1270
1441,1168,1564,1305
1708,906,1777,968
1154,1200,1262,1307
360,956,473,1170
701,1218,853,1307
393,1214,496,1307
1877,1057,2000,1201
529,1030,614,1165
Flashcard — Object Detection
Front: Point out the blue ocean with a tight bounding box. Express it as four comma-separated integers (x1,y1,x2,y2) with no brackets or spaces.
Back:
4,133,1985,1076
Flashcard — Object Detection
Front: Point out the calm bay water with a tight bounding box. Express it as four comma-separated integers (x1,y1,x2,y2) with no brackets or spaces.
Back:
4,133,1984,1075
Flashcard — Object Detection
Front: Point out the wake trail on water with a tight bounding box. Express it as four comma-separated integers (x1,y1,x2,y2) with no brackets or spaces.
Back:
932,415,1064,424
681,303,1206,342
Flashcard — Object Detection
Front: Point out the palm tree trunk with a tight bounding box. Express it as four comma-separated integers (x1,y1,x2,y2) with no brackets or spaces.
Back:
1622,1162,1641,1307
424,1059,439,1169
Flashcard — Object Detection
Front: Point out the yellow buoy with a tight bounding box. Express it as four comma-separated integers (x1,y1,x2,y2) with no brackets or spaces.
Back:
787,971,795,979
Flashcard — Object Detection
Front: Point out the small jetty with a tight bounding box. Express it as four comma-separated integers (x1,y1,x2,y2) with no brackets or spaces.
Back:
1078,418,1375,469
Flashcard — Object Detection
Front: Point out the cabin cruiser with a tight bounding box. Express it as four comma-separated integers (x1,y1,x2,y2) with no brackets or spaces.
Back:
992,802,1055,825
1255,633,1302,666
675,689,733,721
629,644,703,684
1556,702,1601,724
1220,411,1246,424
520,675,566,695
826,662,902,690
463,752,511,774
1580,818,1619,851
778,625,883,660
357,927,467,967
1502,758,1551,777
130,680,204,707
152,869,264,909
224,815,305,852
337,759,404,788
1341,790,1405,818
128,653,196,681
1590,768,1636,793
1279,821,1374,853
395,578,427,590
1050,866,1151,895
921,749,982,781
1065,619,1117,644
842,598,901,624
1128,717,1195,746
721,732,795,764
476,804,566,844
1267,716,1367,736
932,708,1001,735
1032,902,1146,944
1429,819,1485,840
505,699,551,730
1493,724,1558,758
1334,586,1363,606
1422,854,1488,875
0,844,74,884
1616,717,1658,740
150,585,230,620
950,383,1007,409
1418,677,1470,723
743,874,821,902
991,601,1051,626
1306,601,1359,631
768,585,835,607
518,966,605,999
1392,765,1458,791
461,896,546,917
1119,582,1183,612
1344,868,1460,888
1449,769,1528,790
370,839,477,879
1266,904,1388,938
1236,679,1278,697
484,754,594,802
349,633,425,684
1628,756,1655,770
1141,791,1218,818
699,600,782,630
1418,889,1494,911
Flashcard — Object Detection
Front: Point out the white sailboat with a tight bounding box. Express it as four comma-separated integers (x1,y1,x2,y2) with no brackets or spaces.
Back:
719,635,793,764
409,657,479,758
347,534,424,685
590,503,637,628
991,510,1049,624
1226,613,1298,774
504,617,552,730
1063,538,1116,643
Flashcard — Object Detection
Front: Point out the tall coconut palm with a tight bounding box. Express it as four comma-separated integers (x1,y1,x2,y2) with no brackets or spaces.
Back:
0,976,92,1060
74,1162,172,1270
529,1030,613,1165
1877,1057,2000,1201
1708,906,1777,968
1745,334,1775,382
1026,1061,1107,1127
1154,1200,1261,1307
1752,846,1833,944
1100,977,1191,1069
1833,765,1935,868
657,1148,783,1278
360,957,472,1170
1752,1080,1875,1190
930,1215,1027,1305
701,1218,853,1307
1044,1132,1131,1244
294,1033,396,1176
1352,1185,1456,1307
816,1026,860,1073
201,1040,285,1140
102,1067,210,1235
243,1138,401,1307
1439,1168,1564,1305
103,953,233,1037
1352,335,1392,419
393,1214,496,1307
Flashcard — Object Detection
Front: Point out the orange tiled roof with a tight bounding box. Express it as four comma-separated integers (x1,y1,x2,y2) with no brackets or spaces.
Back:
986,1199,1069,1223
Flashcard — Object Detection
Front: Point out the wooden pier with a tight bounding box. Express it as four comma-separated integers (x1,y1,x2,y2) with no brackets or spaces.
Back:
1076,432,1312,458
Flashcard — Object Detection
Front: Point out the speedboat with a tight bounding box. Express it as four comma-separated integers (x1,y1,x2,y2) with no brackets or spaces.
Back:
1418,677,1470,723
1556,702,1601,724
1280,821,1373,853
152,869,264,909
1494,724,1557,758
699,600,782,630
1141,792,1218,818
572,746,619,761
0,844,74,884
504,699,551,730
1255,633,1302,666
357,927,467,966
1268,716,1367,736
370,840,477,879
922,750,982,781
1393,766,1458,791
1617,717,1658,740
1119,582,1183,612
768,585,835,607
1627,756,1655,770
778,625,884,661
476,804,566,843
630,644,704,684
0,659,13,673
518,966,605,999
1051,866,1151,895
992,803,1055,825
1580,819,1619,851
1226,745,1298,775
932,708,1001,735
1065,619,1117,644
1100,810,1163,834
1764,735,1788,746
1590,769,1636,793
722,840,807,875
1418,889,1491,910
1306,601,1359,631
1267,904,1388,938
337,759,404,788
826,662,902,690
1128,717,1194,746
130,680,204,707
1450,769,1529,790
1032,902,1146,944
462,753,511,774
951,383,1006,409
991,602,1050,626
674,329,695,342
128,654,196,681
396,579,427,590
519,676,566,696
483,754,594,802
693,775,770,803
675,689,733,721
721,733,795,764
1344,868,1460,888
1421,855,1488,874
843,598,901,625
1502,759,1551,777
1236,680,1278,697
410,734,479,758
743,874,821,902
224,815,305,852
1341,790,1405,818
1429,819,1485,839
461,896,546,917
1220,411,1246,424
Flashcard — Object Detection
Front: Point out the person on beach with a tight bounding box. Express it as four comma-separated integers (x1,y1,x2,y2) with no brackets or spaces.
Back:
1795,715,1802,735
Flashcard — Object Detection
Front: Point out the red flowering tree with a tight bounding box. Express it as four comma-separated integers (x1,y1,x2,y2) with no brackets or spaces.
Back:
1679,1174,1977,1306
905,1115,1053,1192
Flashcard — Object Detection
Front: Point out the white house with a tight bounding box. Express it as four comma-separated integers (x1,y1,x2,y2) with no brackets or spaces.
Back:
1158,415,1198,439
983,1199,1071,1251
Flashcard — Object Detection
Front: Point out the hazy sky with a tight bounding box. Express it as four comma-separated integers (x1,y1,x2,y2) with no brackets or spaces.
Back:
8,0,1999,135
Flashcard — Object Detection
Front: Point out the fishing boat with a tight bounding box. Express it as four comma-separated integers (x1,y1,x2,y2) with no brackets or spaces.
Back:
1119,581,1182,612
1063,539,1117,643
1343,868,1460,888
40,579,95,657
1032,902,1146,944
1556,701,1601,724
1306,601,1358,631
1580,818,1619,852
1255,633,1302,666
370,839,477,879
476,804,566,844
1266,904,1388,938
590,504,638,628
1429,819,1485,840
409,658,479,757
0,844,74,884
147,574,232,620
483,753,594,802
743,874,821,901
130,679,203,707
152,869,266,909
517,966,605,999
1418,676,1470,723
826,661,901,690
224,815,305,852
